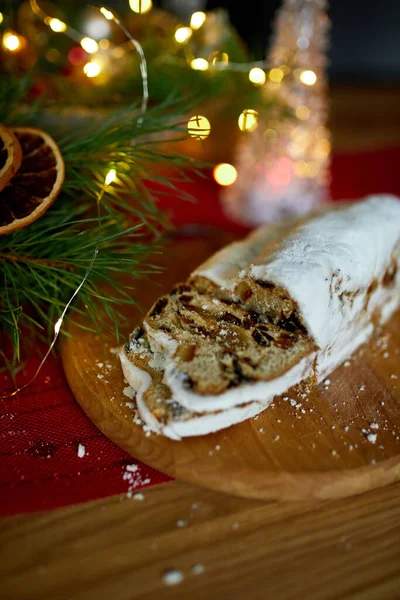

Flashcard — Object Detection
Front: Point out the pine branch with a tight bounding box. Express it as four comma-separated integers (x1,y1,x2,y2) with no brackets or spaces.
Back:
0,80,202,369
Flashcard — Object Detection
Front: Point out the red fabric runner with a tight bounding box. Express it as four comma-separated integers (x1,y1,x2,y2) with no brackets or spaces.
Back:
1,147,399,517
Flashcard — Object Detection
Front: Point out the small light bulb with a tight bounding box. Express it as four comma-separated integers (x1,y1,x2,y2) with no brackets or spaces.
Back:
190,11,206,30
269,68,284,83
187,115,211,140
83,60,102,77
249,67,266,85
129,0,152,14
2,32,21,52
214,163,237,186
49,18,67,33
105,169,117,185
80,37,99,54
238,109,258,132
191,58,209,71
54,317,63,335
0,12,3,25
100,7,114,20
300,69,317,85
174,26,192,44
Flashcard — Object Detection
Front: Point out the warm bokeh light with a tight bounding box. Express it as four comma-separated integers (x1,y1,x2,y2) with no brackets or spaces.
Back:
112,46,125,58
174,26,192,44
315,138,331,157
187,115,211,140
238,109,258,132
99,38,110,50
48,18,67,33
190,11,206,30
46,48,60,63
105,169,117,185
300,69,317,85
0,12,3,24
2,32,21,52
83,60,102,77
85,17,111,39
80,37,99,54
269,67,284,83
191,57,209,71
267,157,293,188
214,163,237,186
100,7,114,20
295,105,310,120
129,0,152,14
248,67,266,85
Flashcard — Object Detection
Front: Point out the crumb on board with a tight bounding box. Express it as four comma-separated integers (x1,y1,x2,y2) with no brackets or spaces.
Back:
367,433,377,444
133,493,144,501
162,569,184,586
123,386,135,400
176,520,188,528
77,443,85,458
191,563,205,576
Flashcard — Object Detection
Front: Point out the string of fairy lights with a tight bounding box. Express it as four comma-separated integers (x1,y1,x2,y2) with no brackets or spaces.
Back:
0,0,320,187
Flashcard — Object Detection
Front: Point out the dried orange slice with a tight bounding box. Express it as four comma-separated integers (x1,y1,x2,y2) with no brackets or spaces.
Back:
0,127,65,235
0,123,22,192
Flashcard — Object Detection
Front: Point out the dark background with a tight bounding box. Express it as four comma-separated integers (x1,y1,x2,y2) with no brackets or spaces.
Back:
152,0,400,84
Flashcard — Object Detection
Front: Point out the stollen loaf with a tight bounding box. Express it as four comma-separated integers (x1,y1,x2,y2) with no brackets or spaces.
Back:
120,195,400,439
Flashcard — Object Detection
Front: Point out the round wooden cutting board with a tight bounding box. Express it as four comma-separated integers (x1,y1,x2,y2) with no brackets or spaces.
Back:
61,232,400,502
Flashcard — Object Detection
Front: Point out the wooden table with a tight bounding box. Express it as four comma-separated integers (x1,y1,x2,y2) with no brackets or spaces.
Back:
1,87,400,600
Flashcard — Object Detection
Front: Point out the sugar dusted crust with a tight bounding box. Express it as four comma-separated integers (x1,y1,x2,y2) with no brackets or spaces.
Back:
121,195,400,439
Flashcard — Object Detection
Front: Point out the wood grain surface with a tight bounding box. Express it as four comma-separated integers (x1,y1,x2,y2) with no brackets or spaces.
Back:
1,478,400,600
61,232,400,502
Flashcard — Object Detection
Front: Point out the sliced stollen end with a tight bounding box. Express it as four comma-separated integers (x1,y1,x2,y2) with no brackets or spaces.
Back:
237,195,400,380
121,332,286,440
143,282,316,404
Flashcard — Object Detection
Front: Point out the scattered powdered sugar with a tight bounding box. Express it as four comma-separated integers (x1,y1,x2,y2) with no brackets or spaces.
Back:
324,379,331,386
109,346,122,355
359,384,366,392
77,443,85,458
123,386,135,400
97,374,104,380
126,464,139,473
191,563,205,576
176,519,188,528
122,463,151,497
96,362,104,369
367,433,377,444
344,360,351,367
370,422,379,430
162,569,184,586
